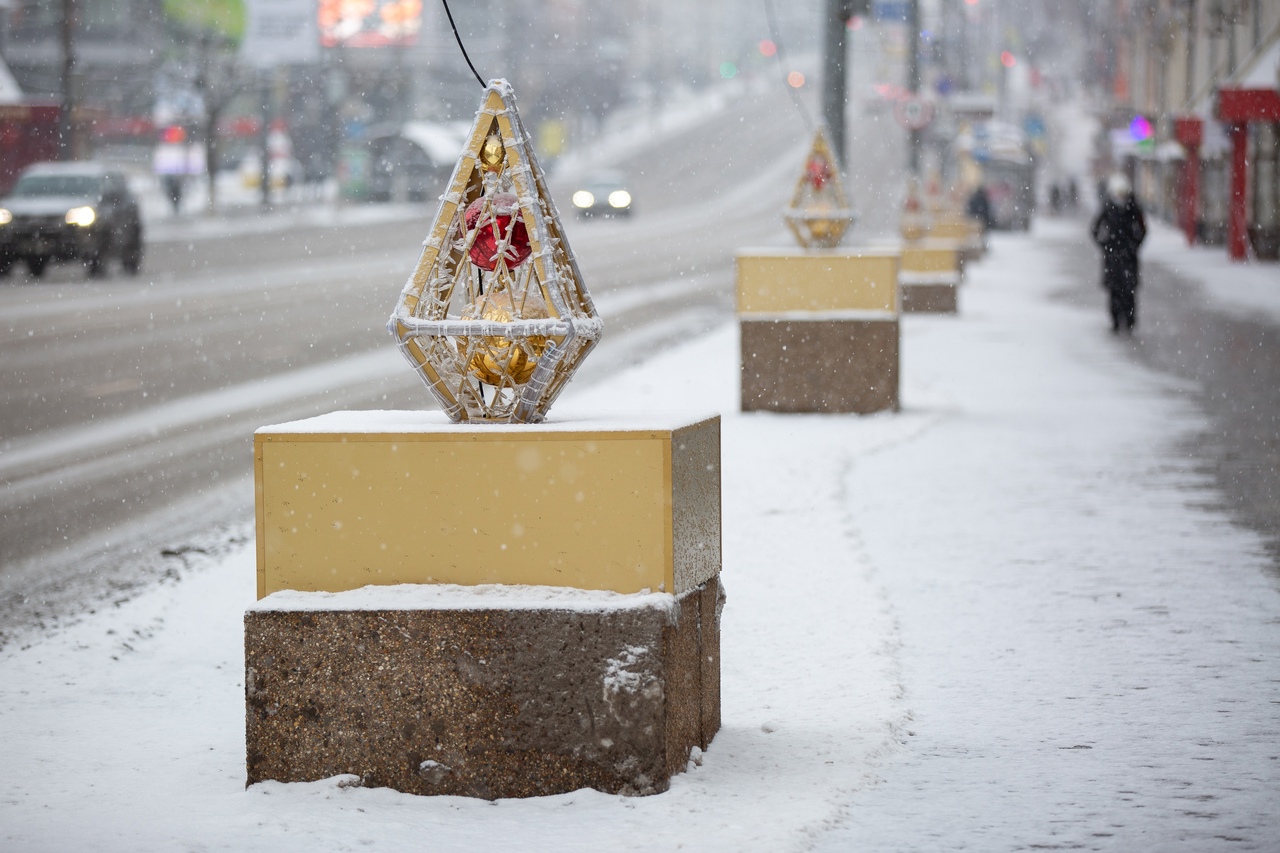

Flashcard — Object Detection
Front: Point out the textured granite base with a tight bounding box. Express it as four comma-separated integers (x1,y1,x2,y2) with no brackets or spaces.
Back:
245,577,723,798
740,316,899,413
900,281,958,314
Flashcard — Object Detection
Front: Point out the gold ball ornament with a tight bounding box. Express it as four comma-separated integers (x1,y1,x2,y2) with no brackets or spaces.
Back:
462,287,552,386
480,135,505,172
808,207,838,241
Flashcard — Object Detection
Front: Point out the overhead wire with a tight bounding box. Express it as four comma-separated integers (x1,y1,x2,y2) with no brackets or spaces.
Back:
441,0,486,87
763,0,815,134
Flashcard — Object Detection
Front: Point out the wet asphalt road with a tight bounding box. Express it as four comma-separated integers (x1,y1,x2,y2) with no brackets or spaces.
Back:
1044,218,1280,569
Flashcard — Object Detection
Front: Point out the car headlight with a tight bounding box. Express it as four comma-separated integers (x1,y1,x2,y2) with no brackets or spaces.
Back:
0,209,11,225
572,190,595,208
65,206,96,227
608,190,632,209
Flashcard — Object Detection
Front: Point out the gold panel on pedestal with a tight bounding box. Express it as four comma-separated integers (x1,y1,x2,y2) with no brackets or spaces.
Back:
901,243,960,275
253,412,721,599
735,250,900,314
928,215,981,242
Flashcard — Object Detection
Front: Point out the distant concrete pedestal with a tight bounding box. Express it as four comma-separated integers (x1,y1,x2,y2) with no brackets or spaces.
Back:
899,242,961,314
927,216,985,262
248,411,723,798
736,250,901,414
245,577,722,798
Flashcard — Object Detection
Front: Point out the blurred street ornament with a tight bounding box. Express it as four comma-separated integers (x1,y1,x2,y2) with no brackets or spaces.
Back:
900,176,927,242
387,80,602,424
784,127,856,249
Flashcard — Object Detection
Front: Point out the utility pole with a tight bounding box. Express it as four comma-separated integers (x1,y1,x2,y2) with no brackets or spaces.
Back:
59,0,77,160
822,0,849,165
907,0,922,176
823,0,872,166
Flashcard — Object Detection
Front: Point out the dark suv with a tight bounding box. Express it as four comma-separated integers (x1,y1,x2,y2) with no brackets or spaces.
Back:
0,162,144,278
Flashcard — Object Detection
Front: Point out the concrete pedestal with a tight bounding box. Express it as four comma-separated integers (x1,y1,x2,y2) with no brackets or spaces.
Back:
249,412,723,798
899,243,961,314
736,250,900,414
245,577,722,798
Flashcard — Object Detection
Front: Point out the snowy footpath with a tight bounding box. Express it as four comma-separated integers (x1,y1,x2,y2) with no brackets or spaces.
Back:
2,221,1278,851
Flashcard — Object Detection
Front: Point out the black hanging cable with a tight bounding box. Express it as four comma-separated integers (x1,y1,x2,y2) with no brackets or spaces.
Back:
441,0,485,87
763,0,814,134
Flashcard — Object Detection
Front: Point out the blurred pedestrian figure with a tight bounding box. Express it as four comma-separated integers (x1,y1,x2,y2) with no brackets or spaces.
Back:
966,183,993,232
1049,183,1063,214
1066,177,1079,212
162,174,184,215
1090,174,1147,332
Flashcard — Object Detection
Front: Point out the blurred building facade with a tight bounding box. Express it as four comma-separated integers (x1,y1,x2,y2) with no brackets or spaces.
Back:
0,0,822,200
1102,0,1278,261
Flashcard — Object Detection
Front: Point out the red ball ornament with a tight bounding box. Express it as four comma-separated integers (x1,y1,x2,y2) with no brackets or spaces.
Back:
464,192,531,271
807,155,831,191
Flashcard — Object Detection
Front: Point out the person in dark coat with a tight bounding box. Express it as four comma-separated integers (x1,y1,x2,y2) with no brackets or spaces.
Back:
966,183,993,232
1090,174,1147,332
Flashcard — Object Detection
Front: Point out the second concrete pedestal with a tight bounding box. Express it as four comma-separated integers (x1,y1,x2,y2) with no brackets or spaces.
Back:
736,250,900,414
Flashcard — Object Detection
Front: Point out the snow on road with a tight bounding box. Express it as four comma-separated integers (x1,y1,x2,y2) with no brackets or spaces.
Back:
2,222,1277,851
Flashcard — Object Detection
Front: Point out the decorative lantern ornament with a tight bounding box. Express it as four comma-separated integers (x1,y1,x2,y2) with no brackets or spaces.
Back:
387,80,602,423
899,175,927,242
783,127,857,249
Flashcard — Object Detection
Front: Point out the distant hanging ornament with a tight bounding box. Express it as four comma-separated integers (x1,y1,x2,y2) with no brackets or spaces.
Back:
783,127,856,249
387,80,602,423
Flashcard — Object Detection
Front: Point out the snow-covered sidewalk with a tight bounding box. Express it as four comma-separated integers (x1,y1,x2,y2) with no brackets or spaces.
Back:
2,222,1278,851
